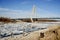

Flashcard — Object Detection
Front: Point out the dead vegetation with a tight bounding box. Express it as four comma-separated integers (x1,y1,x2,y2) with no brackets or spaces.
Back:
0,17,16,23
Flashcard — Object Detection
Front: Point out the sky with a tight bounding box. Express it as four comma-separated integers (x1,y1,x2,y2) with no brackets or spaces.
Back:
0,0,60,18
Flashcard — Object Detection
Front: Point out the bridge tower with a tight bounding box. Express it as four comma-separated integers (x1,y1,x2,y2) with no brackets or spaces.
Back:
30,5,36,22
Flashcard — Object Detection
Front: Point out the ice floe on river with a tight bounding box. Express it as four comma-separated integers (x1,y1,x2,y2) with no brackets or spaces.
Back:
0,22,60,38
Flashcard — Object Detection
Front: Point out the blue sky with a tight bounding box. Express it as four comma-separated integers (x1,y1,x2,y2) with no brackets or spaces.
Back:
0,0,60,18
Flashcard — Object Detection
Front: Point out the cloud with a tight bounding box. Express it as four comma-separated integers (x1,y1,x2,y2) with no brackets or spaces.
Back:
0,7,59,18
20,1,28,4
0,8,22,13
0,8,32,18
0,8,9,11
42,0,55,1
36,7,60,18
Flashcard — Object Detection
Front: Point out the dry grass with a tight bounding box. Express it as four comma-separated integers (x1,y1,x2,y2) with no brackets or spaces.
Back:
40,24,60,40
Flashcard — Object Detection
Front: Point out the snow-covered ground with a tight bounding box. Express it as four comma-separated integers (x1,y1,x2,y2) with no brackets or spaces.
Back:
0,22,60,38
